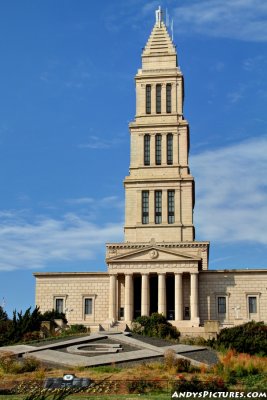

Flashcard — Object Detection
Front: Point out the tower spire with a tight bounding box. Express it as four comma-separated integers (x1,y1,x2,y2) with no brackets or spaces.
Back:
155,6,163,27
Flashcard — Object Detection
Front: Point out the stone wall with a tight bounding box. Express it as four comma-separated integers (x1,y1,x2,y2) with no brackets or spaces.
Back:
35,273,109,326
199,270,267,326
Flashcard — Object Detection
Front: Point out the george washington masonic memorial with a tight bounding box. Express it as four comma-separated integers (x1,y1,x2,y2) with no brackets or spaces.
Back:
34,8,267,335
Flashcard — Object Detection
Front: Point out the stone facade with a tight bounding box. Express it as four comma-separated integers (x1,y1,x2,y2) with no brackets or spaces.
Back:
34,8,267,332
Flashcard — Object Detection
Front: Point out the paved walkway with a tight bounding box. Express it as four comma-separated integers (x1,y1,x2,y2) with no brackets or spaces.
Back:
0,333,208,368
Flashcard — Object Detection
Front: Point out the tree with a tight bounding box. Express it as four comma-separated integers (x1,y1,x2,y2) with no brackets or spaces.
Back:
0,306,8,321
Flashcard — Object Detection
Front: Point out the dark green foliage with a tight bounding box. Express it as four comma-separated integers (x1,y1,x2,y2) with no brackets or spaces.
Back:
0,307,42,346
41,309,67,324
132,313,180,339
65,324,88,335
209,321,267,356
0,306,8,321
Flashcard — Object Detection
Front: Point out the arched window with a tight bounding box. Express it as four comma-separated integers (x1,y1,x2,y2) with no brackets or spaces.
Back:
156,84,161,113
155,134,162,165
166,84,172,113
146,85,151,114
144,134,150,165
167,133,173,165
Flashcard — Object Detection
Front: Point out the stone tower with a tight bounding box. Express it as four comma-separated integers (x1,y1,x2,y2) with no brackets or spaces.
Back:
106,8,209,327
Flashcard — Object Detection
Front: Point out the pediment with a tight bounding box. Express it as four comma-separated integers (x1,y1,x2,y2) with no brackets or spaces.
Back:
107,245,201,263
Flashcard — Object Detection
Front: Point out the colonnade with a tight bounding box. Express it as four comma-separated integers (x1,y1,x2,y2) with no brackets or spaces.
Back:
109,272,199,323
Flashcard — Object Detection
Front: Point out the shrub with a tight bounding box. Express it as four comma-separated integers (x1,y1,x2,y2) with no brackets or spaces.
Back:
65,324,88,335
172,375,227,392
132,313,180,340
40,309,67,324
213,349,267,382
0,352,40,374
209,321,267,356
164,349,191,372
22,331,41,342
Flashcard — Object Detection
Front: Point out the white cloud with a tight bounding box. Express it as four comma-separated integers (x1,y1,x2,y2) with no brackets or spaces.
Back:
78,135,125,150
173,0,267,42
0,211,123,272
192,136,267,244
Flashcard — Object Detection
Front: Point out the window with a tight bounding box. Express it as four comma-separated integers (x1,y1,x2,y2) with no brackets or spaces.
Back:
55,298,64,313
166,83,172,113
248,296,257,313
84,298,93,315
155,190,162,224
142,191,149,224
168,190,175,224
146,85,151,114
217,297,226,314
155,134,162,165
144,134,150,165
156,84,161,113
167,133,173,165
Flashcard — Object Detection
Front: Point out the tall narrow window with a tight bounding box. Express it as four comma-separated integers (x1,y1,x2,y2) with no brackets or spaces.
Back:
166,83,172,113
55,298,64,313
168,190,175,224
156,84,161,113
155,134,162,165
155,190,162,224
144,134,150,165
248,297,257,313
167,133,173,165
84,298,93,315
217,297,226,314
146,85,151,114
142,191,149,224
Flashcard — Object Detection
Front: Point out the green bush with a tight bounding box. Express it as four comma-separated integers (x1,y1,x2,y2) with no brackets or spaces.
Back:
0,352,41,374
65,324,88,335
40,309,67,324
132,313,180,340
209,321,267,356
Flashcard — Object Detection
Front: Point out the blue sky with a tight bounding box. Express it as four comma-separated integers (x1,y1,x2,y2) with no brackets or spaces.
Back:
0,0,267,316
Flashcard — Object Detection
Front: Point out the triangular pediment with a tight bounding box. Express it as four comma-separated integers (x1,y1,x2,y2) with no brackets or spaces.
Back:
107,245,201,263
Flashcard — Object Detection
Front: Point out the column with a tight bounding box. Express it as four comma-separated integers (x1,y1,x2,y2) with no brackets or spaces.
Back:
162,83,166,114
175,185,181,224
190,272,199,320
162,134,167,165
173,133,179,165
149,190,154,224
125,273,133,321
158,273,166,317
162,189,168,224
175,273,183,320
137,190,142,224
109,274,117,321
151,84,156,114
173,82,178,114
150,134,156,166
141,273,150,316
139,134,144,166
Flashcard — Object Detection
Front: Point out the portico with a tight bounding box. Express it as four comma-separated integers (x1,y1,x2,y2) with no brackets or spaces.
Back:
107,247,203,327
